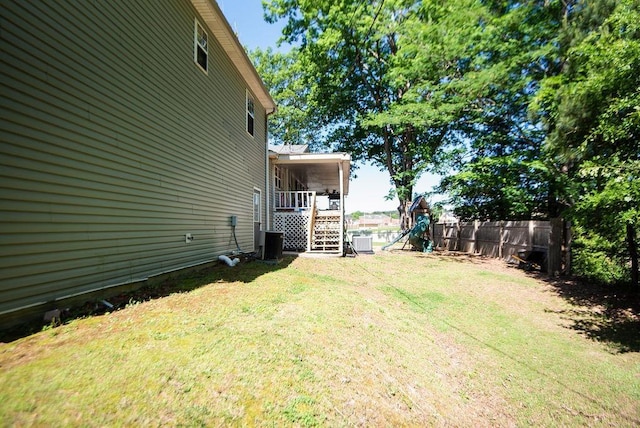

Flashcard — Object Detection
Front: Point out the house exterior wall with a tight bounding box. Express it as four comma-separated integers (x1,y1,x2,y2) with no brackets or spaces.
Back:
0,0,268,318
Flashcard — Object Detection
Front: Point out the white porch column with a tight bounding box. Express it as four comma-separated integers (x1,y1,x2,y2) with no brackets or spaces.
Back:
339,161,344,255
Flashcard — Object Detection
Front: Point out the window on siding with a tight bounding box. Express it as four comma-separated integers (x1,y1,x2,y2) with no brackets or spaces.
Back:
246,91,255,136
274,166,282,190
194,19,208,73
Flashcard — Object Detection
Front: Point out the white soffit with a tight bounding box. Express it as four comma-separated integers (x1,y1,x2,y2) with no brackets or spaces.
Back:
273,152,352,195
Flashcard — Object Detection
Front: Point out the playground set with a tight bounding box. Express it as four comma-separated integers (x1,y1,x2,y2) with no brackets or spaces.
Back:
381,196,434,253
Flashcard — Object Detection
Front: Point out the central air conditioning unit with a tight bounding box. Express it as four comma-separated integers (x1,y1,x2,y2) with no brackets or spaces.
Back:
352,236,373,253
261,230,284,260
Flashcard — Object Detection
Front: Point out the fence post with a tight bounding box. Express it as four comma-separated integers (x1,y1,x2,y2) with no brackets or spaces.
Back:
499,221,504,259
445,223,450,250
548,218,563,276
474,220,479,254
442,223,448,250
430,222,434,248
528,221,535,251
564,220,572,276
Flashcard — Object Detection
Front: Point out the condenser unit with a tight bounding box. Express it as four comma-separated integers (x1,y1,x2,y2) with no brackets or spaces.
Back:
352,236,373,253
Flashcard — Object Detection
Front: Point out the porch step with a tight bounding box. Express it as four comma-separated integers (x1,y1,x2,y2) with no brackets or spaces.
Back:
312,215,341,252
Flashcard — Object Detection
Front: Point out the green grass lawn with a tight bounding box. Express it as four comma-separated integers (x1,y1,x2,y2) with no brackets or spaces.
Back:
1,251,639,426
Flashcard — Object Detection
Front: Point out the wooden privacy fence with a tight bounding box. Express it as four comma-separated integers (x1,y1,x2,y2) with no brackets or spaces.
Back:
432,219,571,275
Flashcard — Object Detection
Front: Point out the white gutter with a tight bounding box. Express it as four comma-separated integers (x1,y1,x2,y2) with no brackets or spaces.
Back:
273,153,351,163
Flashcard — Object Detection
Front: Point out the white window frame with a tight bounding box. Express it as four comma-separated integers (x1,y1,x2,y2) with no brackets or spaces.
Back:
274,166,282,190
246,90,255,136
194,18,208,73
253,187,262,223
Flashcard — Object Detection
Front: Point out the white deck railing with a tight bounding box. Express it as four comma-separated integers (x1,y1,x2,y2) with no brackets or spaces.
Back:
275,191,316,210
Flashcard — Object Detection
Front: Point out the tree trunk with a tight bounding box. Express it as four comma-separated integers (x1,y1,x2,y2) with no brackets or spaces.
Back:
398,199,411,231
548,218,563,276
628,222,638,289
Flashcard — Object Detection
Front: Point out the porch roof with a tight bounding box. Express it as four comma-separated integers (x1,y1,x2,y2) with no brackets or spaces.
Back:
269,144,309,155
269,150,351,195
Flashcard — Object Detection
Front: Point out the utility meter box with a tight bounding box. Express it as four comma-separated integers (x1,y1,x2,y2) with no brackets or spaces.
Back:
229,215,237,227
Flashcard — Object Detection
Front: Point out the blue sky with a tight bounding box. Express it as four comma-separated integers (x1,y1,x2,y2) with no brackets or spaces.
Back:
219,1,443,213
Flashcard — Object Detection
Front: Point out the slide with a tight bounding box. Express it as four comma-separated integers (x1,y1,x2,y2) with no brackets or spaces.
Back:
382,215,433,252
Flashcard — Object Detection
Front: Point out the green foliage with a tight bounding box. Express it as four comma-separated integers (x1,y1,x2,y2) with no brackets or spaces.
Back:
250,47,323,148
438,0,639,283
350,211,363,220
533,0,640,284
259,0,639,284
569,160,640,284
262,0,489,217
436,0,565,219
427,202,444,223
572,238,631,285
440,156,550,220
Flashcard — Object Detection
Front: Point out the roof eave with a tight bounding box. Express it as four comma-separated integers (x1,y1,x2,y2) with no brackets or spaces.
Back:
189,0,276,114
272,153,351,164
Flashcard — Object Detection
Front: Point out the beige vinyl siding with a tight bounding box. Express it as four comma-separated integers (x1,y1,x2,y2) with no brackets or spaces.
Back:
0,0,268,315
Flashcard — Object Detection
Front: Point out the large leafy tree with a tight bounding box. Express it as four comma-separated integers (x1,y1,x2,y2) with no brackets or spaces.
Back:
250,47,324,149
436,0,574,220
257,0,639,285
262,0,485,227
533,0,640,284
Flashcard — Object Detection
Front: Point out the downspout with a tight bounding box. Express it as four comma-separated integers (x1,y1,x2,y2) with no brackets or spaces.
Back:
265,142,270,230
265,109,275,230
339,161,344,255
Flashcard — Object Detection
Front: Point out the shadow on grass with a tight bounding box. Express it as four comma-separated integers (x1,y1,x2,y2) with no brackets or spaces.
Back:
0,256,295,343
386,249,495,264
392,250,639,353
539,275,640,353
431,250,495,263
422,250,640,353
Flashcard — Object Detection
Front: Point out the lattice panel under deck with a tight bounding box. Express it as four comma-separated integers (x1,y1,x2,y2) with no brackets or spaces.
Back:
273,212,310,250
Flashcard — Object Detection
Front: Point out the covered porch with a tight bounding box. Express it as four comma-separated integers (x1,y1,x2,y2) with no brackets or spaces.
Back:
269,146,351,255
